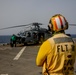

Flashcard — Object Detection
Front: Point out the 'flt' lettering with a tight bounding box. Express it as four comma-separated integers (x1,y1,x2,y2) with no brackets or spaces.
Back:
57,44,75,52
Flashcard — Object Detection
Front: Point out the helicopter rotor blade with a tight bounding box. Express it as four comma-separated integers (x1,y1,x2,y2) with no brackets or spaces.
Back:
0,23,75,30
0,22,43,30
69,24,76,26
0,23,32,30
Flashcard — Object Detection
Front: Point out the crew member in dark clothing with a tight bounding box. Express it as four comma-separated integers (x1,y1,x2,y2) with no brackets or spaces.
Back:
10,34,17,47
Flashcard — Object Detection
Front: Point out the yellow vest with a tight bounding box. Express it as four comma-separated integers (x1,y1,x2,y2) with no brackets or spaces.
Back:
36,33,76,75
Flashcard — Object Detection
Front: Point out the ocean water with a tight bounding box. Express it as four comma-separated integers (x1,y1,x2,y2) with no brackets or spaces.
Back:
0,34,76,44
0,35,12,44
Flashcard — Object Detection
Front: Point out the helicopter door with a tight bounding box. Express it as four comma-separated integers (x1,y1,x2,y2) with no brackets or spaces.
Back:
27,32,31,37
24,32,32,43
33,32,37,39
38,33,44,44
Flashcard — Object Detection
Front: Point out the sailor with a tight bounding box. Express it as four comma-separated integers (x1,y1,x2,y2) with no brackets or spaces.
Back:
10,34,17,47
36,14,76,75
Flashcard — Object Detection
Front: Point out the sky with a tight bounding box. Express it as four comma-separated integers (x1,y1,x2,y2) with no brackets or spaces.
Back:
0,0,76,35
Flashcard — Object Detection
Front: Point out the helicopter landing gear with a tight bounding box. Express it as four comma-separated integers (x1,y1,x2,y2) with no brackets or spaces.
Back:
24,42,27,46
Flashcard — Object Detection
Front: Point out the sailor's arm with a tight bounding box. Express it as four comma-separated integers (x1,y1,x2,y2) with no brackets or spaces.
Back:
36,40,51,66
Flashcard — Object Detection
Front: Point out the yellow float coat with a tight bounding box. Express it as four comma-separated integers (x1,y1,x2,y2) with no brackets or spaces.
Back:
36,33,76,75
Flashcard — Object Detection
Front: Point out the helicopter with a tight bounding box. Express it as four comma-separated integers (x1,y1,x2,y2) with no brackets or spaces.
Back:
15,22,52,45
0,22,52,46
0,22,76,46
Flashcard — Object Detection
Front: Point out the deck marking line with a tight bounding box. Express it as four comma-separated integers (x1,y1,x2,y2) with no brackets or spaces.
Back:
13,46,26,60
0,74,8,75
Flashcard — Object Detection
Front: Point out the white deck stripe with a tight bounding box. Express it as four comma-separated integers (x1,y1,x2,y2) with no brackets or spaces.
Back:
13,46,26,60
0,74,8,75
